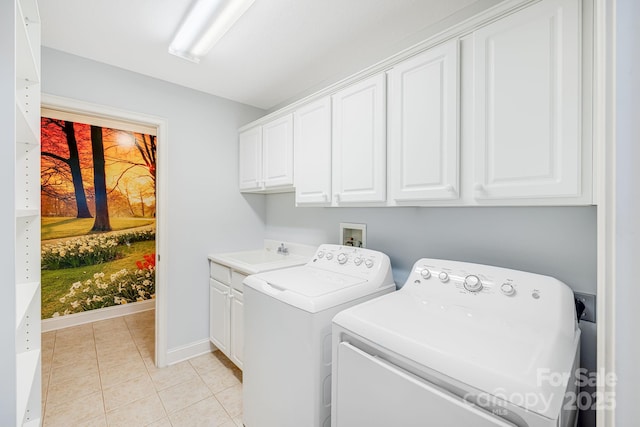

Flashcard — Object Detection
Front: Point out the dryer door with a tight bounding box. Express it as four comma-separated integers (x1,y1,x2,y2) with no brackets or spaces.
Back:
334,342,517,427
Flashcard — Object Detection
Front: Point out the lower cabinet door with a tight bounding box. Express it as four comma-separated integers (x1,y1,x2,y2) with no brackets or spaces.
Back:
230,290,244,369
209,279,230,355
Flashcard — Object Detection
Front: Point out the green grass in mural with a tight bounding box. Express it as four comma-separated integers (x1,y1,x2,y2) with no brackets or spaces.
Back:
42,217,155,241
41,240,156,319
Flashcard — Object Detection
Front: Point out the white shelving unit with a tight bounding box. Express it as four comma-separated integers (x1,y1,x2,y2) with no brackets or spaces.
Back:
11,0,41,425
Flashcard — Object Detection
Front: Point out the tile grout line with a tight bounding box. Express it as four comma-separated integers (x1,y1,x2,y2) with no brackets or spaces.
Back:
92,322,108,422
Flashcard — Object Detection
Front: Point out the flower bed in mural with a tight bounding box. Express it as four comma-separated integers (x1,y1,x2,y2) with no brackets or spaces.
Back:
41,227,156,270
52,253,156,317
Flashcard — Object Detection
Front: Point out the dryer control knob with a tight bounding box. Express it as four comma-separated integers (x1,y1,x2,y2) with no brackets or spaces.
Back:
317,251,325,258
337,253,348,264
420,268,431,279
326,253,333,260
500,283,516,296
365,259,374,268
438,272,449,282
354,257,363,266
464,275,483,292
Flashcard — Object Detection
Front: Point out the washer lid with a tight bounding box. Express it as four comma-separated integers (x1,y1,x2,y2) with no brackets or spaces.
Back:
333,290,580,420
244,266,386,313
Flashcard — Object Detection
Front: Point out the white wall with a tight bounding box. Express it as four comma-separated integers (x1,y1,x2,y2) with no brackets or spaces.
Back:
0,0,17,421
265,193,597,292
41,47,266,352
614,0,640,423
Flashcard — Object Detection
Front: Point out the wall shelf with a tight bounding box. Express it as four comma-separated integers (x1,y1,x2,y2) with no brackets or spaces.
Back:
11,0,41,424
15,209,39,218
16,349,40,426
16,281,39,326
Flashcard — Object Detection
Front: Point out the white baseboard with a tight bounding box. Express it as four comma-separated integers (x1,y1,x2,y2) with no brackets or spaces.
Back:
41,299,156,332
166,338,218,366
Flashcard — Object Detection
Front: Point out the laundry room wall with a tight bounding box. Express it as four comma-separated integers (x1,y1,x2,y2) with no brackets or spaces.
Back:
41,48,266,355
264,193,597,292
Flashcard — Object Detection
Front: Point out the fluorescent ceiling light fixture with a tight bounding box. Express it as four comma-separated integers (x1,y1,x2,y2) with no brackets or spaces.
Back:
169,0,255,63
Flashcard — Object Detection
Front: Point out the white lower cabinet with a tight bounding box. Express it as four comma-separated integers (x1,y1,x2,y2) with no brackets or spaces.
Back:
209,262,246,369
229,289,244,368
209,279,230,356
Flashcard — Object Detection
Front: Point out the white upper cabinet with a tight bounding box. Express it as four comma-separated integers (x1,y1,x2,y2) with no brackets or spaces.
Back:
238,126,262,191
294,97,332,205
472,0,583,202
388,39,460,203
332,73,386,205
239,114,294,193
262,114,294,189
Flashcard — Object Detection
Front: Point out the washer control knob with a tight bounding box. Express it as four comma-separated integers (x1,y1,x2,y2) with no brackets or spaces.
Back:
500,283,516,296
463,275,483,292
354,257,363,266
317,251,325,258
438,272,449,282
337,253,348,264
325,253,333,260
420,268,431,279
365,259,374,268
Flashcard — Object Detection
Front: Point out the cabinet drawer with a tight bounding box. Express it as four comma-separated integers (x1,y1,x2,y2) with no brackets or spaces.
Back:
231,271,248,292
210,261,231,284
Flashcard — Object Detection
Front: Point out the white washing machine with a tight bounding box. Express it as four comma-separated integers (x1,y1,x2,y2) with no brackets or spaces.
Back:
332,258,581,427
242,244,395,427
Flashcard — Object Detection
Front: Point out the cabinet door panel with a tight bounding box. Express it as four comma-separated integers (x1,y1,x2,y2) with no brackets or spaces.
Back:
388,39,459,202
473,0,580,200
230,290,244,369
262,114,294,188
294,97,332,205
239,126,262,191
209,279,230,355
332,74,386,204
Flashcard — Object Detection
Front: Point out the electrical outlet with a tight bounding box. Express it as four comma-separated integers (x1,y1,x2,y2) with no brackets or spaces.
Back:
574,292,596,323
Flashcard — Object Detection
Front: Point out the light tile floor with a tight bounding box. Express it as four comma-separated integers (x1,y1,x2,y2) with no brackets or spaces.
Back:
41,310,243,426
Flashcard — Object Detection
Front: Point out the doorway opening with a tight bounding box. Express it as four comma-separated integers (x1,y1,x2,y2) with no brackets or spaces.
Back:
39,95,168,369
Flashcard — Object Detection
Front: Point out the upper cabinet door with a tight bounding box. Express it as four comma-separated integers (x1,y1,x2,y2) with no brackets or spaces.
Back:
294,97,332,205
473,0,581,201
388,39,460,203
238,126,262,191
332,73,386,204
262,114,294,188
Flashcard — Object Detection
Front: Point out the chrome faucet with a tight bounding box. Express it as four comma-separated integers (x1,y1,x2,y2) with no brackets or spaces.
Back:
277,243,289,255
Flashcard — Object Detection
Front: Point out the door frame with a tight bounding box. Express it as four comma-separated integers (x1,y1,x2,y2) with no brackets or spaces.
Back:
40,93,169,367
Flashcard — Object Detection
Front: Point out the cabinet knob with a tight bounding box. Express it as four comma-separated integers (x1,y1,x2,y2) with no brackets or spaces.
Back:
445,184,456,194
334,193,341,203
474,183,486,192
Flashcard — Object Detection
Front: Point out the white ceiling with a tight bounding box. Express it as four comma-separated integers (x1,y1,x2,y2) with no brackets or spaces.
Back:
40,0,500,110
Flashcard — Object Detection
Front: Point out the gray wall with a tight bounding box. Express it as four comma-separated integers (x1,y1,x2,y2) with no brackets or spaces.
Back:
615,0,640,423
42,48,266,351
265,193,597,293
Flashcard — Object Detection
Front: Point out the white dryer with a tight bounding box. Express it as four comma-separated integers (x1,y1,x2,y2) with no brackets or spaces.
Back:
242,244,395,427
332,258,581,427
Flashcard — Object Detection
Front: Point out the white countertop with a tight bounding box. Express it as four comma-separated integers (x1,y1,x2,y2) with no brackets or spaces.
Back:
208,240,316,275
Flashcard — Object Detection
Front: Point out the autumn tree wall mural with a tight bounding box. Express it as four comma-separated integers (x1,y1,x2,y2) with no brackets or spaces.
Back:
41,116,157,319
